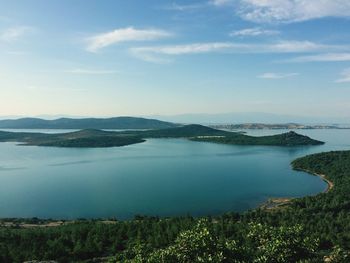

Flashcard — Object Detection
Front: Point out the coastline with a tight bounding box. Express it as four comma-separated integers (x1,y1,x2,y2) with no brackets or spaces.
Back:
0,165,336,225
293,168,334,193
260,167,334,210
0,219,118,229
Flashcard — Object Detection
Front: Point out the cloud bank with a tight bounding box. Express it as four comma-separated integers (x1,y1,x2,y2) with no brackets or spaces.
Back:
212,0,350,23
286,53,350,63
86,27,172,52
130,40,346,62
230,27,279,37
258,72,299,79
336,68,350,83
0,26,35,42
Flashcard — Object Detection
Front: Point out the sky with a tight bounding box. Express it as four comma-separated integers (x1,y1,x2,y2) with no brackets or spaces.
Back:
1,0,350,120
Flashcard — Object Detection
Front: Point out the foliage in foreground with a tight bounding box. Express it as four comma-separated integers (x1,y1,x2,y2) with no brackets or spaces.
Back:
118,220,320,263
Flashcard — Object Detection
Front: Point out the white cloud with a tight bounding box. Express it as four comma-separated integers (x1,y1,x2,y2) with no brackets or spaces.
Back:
286,53,350,63
258,72,299,79
65,68,119,75
127,52,172,64
86,27,172,52
212,0,350,23
230,27,280,37
210,0,234,6
0,26,35,42
167,1,350,24
164,1,234,10
269,40,330,52
130,42,244,62
336,68,350,83
163,3,204,11
130,40,346,62
131,42,236,55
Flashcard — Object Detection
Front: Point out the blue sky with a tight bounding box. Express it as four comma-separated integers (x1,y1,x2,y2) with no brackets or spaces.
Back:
1,0,350,120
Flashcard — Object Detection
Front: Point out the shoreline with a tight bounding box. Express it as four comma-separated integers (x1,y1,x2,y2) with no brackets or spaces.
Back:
0,219,118,228
293,167,334,193
260,167,334,210
0,167,336,225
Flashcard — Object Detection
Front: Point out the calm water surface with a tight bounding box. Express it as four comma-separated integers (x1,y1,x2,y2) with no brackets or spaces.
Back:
0,129,349,219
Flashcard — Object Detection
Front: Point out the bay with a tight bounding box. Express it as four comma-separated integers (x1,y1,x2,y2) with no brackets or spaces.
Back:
0,129,349,220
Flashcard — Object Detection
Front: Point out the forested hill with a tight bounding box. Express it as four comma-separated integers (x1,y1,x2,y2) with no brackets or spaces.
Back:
0,117,178,129
0,125,324,148
191,130,324,146
0,129,145,148
128,124,230,138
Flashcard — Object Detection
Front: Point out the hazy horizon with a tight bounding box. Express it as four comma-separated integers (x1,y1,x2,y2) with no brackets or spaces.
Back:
0,111,349,125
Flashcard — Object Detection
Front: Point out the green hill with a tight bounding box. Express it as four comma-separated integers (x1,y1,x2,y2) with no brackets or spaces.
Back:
0,117,178,129
0,129,144,148
191,130,324,146
0,125,324,148
39,136,145,148
129,124,230,138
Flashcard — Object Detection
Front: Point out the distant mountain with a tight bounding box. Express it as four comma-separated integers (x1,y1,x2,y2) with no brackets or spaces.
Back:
210,123,347,130
0,117,178,130
150,112,350,125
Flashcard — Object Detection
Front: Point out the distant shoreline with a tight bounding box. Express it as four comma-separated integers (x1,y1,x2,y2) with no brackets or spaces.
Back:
210,124,350,130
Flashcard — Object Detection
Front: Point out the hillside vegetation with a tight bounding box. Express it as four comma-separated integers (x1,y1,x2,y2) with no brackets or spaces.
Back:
0,129,144,148
191,130,324,146
0,125,324,148
0,117,178,129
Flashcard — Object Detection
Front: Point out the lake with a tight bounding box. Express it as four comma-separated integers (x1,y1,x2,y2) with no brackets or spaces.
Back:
0,129,350,220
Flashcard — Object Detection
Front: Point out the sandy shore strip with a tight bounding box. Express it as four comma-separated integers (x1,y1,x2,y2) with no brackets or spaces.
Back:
259,198,293,210
0,220,118,228
295,168,334,193
260,168,334,210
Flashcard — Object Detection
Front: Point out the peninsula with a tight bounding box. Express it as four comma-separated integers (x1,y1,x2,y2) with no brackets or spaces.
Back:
190,130,324,146
0,124,324,148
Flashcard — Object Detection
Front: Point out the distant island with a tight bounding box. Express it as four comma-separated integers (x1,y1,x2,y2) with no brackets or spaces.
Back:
0,117,178,129
190,130,324,146
0,124,324,148
0,129,145,148
210,123,349,130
